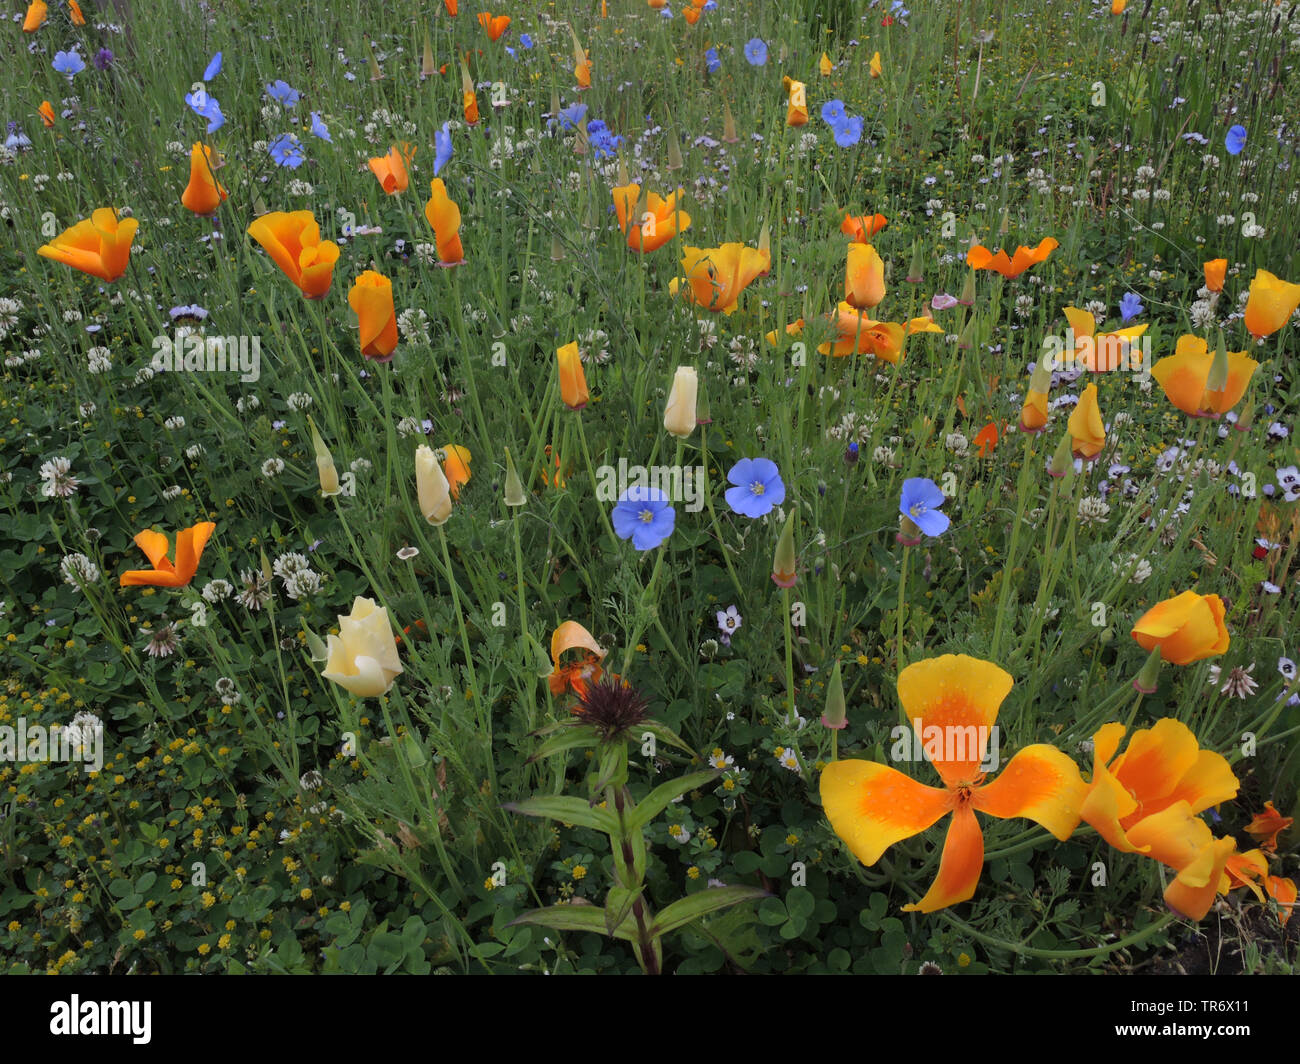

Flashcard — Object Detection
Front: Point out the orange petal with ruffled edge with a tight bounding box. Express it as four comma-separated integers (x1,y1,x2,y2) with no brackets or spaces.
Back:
1128,804,1237,920
1142,746,1238,822
902,801,985,913
841,212,887,242
440,445,472,498
1006,238,1059,278
820,760,952,867
1109,718,1200,812
1063,305,1096,342
1223,850,1270,903
172,522,216,584
895,654,1013,789
1244,800,1293,852
972,745,1086,838
550,621,606,666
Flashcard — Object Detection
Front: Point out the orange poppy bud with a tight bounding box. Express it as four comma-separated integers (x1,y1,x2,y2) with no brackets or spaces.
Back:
783,76,808,126
68,0,85,25
39,100,55,128
348,270,399,361
423,178,466,267
37,208,138,283
120,522,217,588
1019,389,1049,433
683,6,699,23
1131,591,1230,666
1111,0,1127,13
440,444,473,499
368,144,414,195
23,0,47,31
246,211,340,299
557,342,589,410
1243,268,1300,338
844,242,886,309
1202,257,1227,293
869,51,883,78
443,0,457,13
1067,382,1104,459
181,142,227,216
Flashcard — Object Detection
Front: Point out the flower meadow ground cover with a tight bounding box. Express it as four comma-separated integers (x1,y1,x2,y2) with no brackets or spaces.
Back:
0,0,1298,981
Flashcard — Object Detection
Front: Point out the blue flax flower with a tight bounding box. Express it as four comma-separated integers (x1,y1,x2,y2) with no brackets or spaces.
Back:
612,486,675,550
899,478,949,538
725,458,785,518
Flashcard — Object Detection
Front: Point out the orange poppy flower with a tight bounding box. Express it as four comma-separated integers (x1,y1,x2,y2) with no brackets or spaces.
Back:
180,142,227,217
39,100,55,128
68,0,84,25
905,316,943,335
1061,305,1148,373
37,208,138,283
548,621,606,698
1080,718,1239,920
966,237,1058,279
1150,335,1258,418
821,654,1087,913
443,0,457,13
575,55,592,90
477,12,510,39
819,302,906,361
973,421,1001,457
683,5,700,23
1067,382,1104,459
557,341,589,410
1203,258,1227,293
439,444,472,499
1131,591,1230,666
120,522,217,588
246,210,340,299
423,178,466,267
613,183,691,253
840,211,888,242
1242,268,1300,338
669,242,771,315
764,319,805,346
1244,800,1293,854
348,270,399,360
368,144,414,195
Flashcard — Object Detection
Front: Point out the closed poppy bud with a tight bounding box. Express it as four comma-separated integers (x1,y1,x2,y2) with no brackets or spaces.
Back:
957,314,977,350
415,445,453,525
819,52,833,76
1068,383,1105,460
1203,258,1227,293
1206,332,1229,394
958,270,976,306
663,366,698,438
845,243,886,309
1131,590,1229,666
557,341,589,410
461,59,479,125
906,239,924,284
308,417,342,497
1111,0,1126,13
40,100,55,128
503,447,526,507
575,56,592,89
37,208,138,283
1243,269,1300,339
1132,645,1162,694
722,102,738,143
1234,398,1253,433
772,512,797,587
822,659,847,730
68,0,84,25
1047,430,1073,478
869,51,882,78
424,179,466,266
421,34,435,78
181,142,227,216
444,0,457,13
783,77,808,127
23,0,47,32
348,270,399,360
321,596,404,698
369,144,414,195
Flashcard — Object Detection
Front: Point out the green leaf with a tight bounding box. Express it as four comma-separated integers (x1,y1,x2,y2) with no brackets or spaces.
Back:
650,886,770,938
625,769,722,832
510,904,639,942
604,885,642,937
502,796,616,834
526,725,599,763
